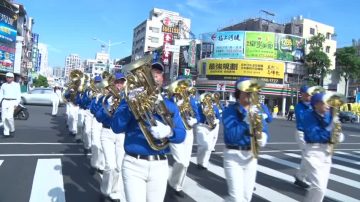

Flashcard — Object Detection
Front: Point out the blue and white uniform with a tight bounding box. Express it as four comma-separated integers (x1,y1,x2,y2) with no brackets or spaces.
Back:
81,90,93,150
111,98,186,202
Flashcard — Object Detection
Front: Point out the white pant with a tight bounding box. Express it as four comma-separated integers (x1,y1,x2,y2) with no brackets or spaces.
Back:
303,144,332,202
68,104,79,134
169,128,194,191
2,100,16,136
223,149,257,202
82,110,93,149
91,118,105,170
100,128,125,200
75,109,85,140
295,130,308,182
52,97,60,115
66,103,70,126
195,123,219,168
122,154,169,202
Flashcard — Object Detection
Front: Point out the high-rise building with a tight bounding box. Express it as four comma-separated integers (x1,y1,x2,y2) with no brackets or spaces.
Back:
38,43,49,75
53,66,64,78
131,8,191,61
64,54,81,78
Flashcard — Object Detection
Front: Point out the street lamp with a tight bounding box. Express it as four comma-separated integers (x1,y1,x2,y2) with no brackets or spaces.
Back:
92,37,125,71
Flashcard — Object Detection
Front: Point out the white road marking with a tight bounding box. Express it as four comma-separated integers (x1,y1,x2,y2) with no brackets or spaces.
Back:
0,142,80,145
29,159,65,202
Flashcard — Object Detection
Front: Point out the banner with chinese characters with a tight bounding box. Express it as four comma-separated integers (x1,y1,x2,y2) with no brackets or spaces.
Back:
245,32,276,59
188,40,196,68
203,59,284,82
213,31,244,58
275,34,306,62
162,33,173,65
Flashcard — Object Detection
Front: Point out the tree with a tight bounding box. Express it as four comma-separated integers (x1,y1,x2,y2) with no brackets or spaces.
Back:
335,47,360,97
33,75,49,87
305,33,331,86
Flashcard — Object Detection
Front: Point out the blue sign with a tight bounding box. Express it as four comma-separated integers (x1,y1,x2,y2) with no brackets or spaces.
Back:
356,92,360,103
213,31,245,58
0,6,17,44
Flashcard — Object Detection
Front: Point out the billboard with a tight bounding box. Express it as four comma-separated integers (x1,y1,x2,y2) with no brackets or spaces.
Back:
188,40,196,68
245,32,276,59
275,34,305,62
213,31,244,58
0,44,15,72
0,6,17,44
203,59,284,82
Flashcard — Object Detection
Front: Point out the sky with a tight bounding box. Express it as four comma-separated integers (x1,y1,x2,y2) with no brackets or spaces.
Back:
17,0,360,67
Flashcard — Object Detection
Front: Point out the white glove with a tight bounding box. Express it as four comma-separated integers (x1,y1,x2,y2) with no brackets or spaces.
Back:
262,113,268,120
337,133,345,143
176,99,184,106
219,109,223,114
214,119,220,125
150,120,173,139
257,132,268,147
187,117,197,127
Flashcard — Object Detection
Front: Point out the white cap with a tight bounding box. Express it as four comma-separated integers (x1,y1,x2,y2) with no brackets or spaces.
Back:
5,72,14,77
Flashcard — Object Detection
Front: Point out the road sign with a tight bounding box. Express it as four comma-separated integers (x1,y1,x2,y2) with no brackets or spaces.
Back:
183,68,191,76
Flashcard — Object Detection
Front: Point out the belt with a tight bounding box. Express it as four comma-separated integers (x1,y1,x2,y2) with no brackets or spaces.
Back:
102,125,111,129
127,153,167,161
3,98,16,100
226,145,251,151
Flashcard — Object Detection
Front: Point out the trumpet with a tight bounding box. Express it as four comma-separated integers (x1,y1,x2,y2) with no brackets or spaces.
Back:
323,92,346,154
123,55,174,151
237,79,265,158
199,92,217,129
168,79,195,130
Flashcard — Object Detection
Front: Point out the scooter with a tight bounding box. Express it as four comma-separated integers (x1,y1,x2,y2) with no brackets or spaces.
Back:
0,104,29,121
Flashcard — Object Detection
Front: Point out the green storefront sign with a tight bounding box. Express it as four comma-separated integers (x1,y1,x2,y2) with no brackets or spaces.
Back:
245,32,276,59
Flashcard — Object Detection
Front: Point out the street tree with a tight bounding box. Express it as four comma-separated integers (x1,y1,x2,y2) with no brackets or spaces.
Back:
305,33,331,86
335,46,360,97
33,75,49,87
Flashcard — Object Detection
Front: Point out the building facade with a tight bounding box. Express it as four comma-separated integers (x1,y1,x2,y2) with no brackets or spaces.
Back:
37,43,48,75
64,54,81,78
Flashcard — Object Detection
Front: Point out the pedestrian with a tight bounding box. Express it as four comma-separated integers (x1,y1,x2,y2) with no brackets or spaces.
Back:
111,62,186,202
302,92,345,202
287,104,295,121
0,72,21,137
51,84,62,116
222,77,269,201
273,105,279,118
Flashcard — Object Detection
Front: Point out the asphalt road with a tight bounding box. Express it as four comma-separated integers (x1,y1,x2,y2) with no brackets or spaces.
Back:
0,105,359,202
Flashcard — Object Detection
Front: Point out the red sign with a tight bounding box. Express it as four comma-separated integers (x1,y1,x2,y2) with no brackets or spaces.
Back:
162,33,173,65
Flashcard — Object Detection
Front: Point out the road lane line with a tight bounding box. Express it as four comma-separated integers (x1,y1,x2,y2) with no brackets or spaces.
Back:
189,157,298,202
0,153,90,157
336,151,360,159
0,142,81,145
256,158,359,202
0,160,3,166
284,153,360,175
168,165,223,202
332,155,360,165
260,154,360,189
29,159,65,202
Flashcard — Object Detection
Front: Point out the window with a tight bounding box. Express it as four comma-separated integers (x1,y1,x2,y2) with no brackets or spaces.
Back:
30,89,42,94
151,37,159,43
325,46,330,53
152,27,160,33
310,28,315,35
326,32,331,39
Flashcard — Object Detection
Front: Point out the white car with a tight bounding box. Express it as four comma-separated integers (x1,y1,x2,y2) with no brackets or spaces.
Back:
21,88,64,105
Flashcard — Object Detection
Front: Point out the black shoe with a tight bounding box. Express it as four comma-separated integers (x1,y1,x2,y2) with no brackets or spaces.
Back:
110,199,121,202
197,164,207,171
174,190,185,198
294,177,310,189
97,168,104,175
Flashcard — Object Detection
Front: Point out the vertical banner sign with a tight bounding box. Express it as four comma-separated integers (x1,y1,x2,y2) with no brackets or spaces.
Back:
162,33,173,65
214,31,244,58
170,52,179,82
188,40,196,68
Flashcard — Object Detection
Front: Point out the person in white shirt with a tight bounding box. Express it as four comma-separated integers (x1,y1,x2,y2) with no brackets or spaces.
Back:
0,72,21,137
52,85,62,116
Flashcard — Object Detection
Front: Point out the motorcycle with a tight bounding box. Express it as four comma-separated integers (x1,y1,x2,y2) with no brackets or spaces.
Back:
0,104,29,121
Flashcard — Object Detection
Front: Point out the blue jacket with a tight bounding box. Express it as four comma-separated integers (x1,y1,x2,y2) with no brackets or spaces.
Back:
261,104,273,123
303,111,332,143
223,103,269,146
196,102,221,124
89,97,98,115
95,98,111,128
295,101,312,131
79,90,91,110
190,97,201,122
111,98,186,155
74,92,82,106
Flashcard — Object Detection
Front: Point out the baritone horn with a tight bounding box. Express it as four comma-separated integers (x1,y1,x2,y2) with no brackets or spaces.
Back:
307,86,326,96
102,75,123,117
199,92,216,129
237,79,265,158
123,55,174,151
323,92,346,154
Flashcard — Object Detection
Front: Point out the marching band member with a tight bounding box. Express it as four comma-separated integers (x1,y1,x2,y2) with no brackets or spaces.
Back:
75,90,85,143
111,62,186,202
167,79,200,198
194,93,221,170
211,93,224,152
96,73,126,202
51,84,62,116
81,84,94,154
302,92,345,202
293,85,312,188
64,88,79,137
223,77,269,202
89,75,105,174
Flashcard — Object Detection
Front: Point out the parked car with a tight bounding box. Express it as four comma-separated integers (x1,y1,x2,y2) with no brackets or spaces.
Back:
339,111,357,123
21,88,64,105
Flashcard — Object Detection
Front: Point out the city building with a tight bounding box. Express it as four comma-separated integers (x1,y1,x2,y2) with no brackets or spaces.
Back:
53,66,64,78
131,8,191,61
64,54,81,78
38,43,48,75
221,17,285,33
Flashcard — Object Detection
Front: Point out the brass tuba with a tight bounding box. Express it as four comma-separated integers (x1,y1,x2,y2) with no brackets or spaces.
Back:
168,79,195,130
307,86,326,96
123,55,174,151
323,92,346,154
102,75,123,117
199,92,217,129
237,79,265,158
212,92,221,109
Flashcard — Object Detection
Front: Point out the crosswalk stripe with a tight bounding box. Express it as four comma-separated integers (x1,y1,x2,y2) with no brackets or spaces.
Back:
336,151,360,159
332,155,360,165
168,165,223,202
29,159,66,202
257,157,359,202
260,154,360,189
190,157,299,202
0,160,3,167
284,153,360,175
